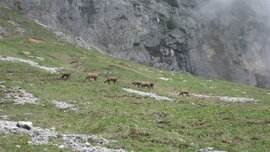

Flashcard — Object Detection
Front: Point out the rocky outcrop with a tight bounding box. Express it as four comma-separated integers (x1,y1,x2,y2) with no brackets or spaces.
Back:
1,0,270,88
0,26,7,39
0,120,125,151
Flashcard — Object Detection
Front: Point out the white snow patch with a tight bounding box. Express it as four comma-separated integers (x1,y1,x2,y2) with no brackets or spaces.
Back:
34,19,51,29
200,147,227,152
159,77,172,81
192,93,257,103
123,88,174,101
51,100,77,110
0,56,58,73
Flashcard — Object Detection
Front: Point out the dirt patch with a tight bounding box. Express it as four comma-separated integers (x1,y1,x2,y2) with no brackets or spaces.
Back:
0,56,58,73
245,120,270,125
128,130,150,139
28,38,45,44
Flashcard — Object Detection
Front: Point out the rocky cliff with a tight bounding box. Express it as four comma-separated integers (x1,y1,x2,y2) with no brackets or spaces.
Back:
1,0,270,88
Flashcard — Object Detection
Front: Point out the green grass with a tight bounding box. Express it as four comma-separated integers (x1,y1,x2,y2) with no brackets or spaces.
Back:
1,6,270,152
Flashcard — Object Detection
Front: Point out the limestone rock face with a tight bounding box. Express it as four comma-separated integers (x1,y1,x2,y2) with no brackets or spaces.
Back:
1,0,270,88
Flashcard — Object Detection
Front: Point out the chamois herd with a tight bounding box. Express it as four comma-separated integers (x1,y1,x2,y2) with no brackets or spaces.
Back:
59,72,191,97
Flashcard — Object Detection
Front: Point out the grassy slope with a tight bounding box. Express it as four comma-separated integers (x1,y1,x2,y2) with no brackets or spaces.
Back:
1,6,270,152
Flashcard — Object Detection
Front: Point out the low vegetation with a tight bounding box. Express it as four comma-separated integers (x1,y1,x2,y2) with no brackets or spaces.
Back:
1,6,270,152
167,18,178,30
162,0,179,8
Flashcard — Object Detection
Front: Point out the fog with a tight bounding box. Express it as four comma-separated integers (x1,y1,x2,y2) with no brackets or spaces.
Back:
197,0,270,22
196,0,270,67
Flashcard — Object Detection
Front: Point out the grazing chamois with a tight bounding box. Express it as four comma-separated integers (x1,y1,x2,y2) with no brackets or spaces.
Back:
59,72,71,80
140,81,155,89
141,82,152,89
132,80,142,87
104,77,119,84
85,72,99,81
179,88,191,97
149,82,154,89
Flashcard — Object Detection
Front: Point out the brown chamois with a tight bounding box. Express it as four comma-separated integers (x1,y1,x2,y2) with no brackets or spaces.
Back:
179,88,191,97
85,72,99,81
59,72,71,80
104,77,119,84
141,82,151,89
132,80,142,87
140,81,155,89
149,82,155,89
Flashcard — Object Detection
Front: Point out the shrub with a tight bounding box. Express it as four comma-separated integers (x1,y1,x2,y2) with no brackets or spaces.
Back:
167,19,177,30
162,0,179,8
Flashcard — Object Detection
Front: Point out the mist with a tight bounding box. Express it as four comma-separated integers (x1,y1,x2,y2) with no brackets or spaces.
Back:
195,0,270,68
197,0,270,23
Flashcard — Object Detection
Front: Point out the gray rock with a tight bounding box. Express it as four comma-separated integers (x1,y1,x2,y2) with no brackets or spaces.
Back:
51,100,78,110
0,81,6,89
16,121,33,130
0,120,56,145
0,115,9,120
14,27,26,35
0,26,7,39
0,120,125,152
0,26,6,35
1,0,270,88
3,87,40,105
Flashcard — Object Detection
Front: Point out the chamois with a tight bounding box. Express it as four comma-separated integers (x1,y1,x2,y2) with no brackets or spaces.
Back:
85,72,99,81
132,80,142,87
149,82,154,89
141,82,151,89
179,88,191,97
59,72,71,80
140,81,155,89
104,77,119,84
